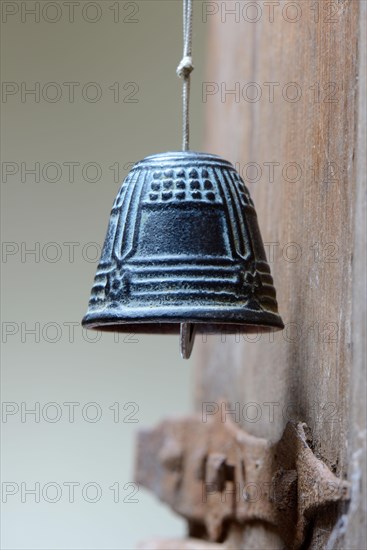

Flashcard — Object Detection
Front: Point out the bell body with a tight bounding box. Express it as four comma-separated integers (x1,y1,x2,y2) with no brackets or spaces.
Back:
82,151,283,334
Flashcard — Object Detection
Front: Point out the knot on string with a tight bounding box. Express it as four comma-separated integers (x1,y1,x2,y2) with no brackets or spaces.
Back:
176,56,194,79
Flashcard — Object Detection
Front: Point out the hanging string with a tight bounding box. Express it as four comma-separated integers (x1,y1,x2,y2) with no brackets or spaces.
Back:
176,0,194,151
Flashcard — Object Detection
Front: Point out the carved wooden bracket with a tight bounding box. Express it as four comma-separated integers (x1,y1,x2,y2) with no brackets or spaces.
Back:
135,409,350,549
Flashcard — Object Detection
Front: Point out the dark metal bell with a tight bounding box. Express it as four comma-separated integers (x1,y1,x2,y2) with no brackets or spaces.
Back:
82,151,284,357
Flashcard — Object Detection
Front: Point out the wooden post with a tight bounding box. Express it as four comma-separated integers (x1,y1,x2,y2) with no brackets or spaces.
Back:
196,1,366,547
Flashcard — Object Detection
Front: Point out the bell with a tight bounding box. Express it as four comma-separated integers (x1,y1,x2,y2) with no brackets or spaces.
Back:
82,151,284,358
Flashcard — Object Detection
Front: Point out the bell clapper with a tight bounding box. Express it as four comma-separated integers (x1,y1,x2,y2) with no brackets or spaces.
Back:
177,2,195,360
180,322,196,359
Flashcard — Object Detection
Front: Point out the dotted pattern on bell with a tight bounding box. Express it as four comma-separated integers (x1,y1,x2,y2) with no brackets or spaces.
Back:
231,170,254,208
143,167,223,205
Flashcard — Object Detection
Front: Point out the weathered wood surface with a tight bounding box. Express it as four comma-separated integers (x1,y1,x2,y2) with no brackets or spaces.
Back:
196,1,366,548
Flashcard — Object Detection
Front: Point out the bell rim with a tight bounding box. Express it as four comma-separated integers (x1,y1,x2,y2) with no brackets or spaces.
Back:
82,307,284,333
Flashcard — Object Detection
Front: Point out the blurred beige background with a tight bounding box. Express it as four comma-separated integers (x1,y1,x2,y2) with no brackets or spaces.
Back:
1,1,207,548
